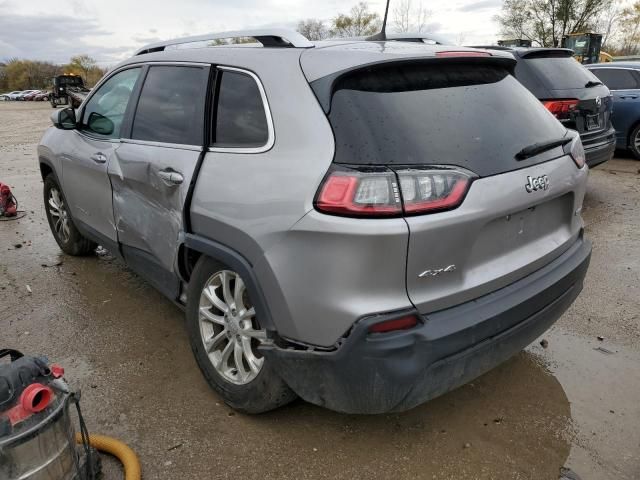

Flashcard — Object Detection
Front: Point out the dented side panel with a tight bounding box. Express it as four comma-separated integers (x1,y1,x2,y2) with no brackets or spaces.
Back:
108,141,201,273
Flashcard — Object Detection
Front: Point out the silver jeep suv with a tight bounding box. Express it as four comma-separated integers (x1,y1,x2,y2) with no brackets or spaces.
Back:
38,29,591,414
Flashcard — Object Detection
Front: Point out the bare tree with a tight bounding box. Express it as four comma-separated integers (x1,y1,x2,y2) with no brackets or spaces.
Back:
297,19,329,40
496,0,612,47
331,2,381,38
617,0,640,55
392,0,432,33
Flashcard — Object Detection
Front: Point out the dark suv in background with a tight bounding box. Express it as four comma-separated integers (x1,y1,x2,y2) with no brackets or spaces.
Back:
476,46,615,167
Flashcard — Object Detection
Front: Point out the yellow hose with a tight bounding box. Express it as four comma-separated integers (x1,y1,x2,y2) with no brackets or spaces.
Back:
76,432,141,480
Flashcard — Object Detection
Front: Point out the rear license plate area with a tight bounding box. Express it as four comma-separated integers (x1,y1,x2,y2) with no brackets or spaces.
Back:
585,114,601,131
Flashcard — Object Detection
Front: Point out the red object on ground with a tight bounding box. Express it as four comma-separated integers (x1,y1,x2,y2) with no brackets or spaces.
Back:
50,364,65,379
0,182,17,217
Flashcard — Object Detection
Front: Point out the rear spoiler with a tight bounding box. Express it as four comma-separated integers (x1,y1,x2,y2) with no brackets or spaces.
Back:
310,55,517,113
518,48,574,59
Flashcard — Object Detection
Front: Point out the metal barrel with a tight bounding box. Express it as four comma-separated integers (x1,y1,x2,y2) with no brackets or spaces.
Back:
0,392,78,480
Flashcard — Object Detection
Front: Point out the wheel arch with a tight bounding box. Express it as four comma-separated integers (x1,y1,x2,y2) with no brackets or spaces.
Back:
181,234,276,332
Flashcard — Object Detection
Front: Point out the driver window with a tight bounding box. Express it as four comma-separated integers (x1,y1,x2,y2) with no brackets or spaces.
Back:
82,68,141,139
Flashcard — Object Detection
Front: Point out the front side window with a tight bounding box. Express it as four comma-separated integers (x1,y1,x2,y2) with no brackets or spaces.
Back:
82,68,141,139
591,68,639,91
132,66,208,145
213,70,269,148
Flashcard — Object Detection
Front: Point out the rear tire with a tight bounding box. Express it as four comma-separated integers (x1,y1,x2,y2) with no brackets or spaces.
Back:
186,256,296,413
630,124,640,160
43,174,96,256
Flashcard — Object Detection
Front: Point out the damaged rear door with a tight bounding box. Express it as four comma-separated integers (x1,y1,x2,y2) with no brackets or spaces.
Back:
108,64,210,297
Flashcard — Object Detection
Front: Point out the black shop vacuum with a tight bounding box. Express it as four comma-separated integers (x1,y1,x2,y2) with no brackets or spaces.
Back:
0,349,101,480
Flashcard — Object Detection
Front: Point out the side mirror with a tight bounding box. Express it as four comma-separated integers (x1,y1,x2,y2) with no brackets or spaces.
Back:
87,112,114,136
51,107,77,130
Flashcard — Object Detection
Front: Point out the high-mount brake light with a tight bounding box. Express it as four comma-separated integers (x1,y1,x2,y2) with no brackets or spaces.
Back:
568,135,586,168
315,166,475,217
542,99,579,121
436,51,491,58
368,314,419,334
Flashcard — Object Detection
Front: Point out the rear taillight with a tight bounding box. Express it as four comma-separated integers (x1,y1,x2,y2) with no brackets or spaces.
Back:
568,135,586,168
542,99,579,121
315,166,475,217
315,168,402,217
368,314,419,334
396,168,474,215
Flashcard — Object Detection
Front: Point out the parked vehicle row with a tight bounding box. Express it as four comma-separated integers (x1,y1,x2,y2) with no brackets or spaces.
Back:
586,62,640,159
38,30,592,415
0,90,50,101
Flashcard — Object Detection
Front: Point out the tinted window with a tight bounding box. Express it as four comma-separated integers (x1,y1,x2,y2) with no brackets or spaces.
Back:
324,62,566,177
82,68,141,139
213,71,269,148
590,68,639,90
525,57,601,90
132,66,208,145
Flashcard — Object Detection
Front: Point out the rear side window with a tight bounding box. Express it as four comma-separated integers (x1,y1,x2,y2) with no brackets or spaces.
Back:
212,70,269,148
590,68,640,90
524,56,601,90
322,61,566,177
132,66,208,145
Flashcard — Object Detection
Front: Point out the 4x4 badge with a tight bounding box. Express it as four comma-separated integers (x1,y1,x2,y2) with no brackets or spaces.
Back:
525,175,549,193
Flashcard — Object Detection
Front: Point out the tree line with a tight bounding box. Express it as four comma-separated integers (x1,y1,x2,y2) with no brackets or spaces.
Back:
497,0,640,54
0,55,107,92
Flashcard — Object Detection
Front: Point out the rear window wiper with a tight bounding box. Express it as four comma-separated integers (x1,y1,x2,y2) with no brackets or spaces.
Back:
585,80,603,88
515,136,573,160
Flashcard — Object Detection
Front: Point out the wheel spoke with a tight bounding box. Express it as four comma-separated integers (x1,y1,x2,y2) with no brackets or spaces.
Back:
241,337,263,373
242,328,267,340
234,340,249,381
241,307,256,320
219,341,234,367
48,197,59,211
62,222,70,241
203,286,228,313
204,330,227,352
199,306,225,325
222,271,234,308
233,276,245,311
49,208,60,217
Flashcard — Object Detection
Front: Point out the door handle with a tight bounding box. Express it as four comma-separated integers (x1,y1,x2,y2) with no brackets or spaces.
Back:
158,170,184,185
90,152,107,164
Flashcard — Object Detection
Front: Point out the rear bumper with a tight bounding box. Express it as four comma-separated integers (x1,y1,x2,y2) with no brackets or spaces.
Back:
582,127,616,168
263,236,591,414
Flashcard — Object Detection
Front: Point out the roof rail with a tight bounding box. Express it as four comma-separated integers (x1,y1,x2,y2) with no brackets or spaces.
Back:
135,29,314,55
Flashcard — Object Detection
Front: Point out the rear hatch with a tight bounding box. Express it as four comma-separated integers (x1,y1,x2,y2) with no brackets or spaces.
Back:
516,50,613,144
309,54,587,315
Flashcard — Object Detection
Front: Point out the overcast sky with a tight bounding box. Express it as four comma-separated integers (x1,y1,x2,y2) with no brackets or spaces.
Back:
0,0,503,66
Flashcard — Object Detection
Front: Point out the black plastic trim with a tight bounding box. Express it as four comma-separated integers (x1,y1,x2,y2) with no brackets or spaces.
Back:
183,234,275,331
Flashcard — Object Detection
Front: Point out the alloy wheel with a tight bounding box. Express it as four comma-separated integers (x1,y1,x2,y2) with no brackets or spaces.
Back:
198,270,266,385
48,187,70,244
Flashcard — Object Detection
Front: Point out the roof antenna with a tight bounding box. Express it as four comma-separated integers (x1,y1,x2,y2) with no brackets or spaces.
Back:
366,0,391,41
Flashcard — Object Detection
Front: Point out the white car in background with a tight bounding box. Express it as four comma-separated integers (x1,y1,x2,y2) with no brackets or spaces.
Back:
0,91,26,100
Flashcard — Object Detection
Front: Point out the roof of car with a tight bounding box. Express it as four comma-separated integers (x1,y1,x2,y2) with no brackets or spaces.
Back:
586,62,640,69
120,29,513,82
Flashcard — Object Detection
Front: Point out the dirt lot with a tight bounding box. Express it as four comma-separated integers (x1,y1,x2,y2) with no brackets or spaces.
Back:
1,102,639,479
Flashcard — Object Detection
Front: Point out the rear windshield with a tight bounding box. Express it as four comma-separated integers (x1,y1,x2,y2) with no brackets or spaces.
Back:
524,56,600,90
323,61,566,177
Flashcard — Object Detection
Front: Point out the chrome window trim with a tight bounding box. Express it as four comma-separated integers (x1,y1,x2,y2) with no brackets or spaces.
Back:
121,138,202,151
208,66,275,155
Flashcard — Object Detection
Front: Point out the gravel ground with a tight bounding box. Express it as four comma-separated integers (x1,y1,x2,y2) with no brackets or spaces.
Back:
1,102,639,479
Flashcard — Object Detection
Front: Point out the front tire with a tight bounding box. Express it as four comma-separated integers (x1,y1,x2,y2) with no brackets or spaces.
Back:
43,174,96,256
186,256,296,413
630,124,640,160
